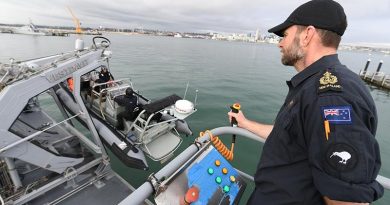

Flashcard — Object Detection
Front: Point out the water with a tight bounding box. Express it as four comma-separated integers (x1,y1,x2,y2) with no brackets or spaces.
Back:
1,33,389,204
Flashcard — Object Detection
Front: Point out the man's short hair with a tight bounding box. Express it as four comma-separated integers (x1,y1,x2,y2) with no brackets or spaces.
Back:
316,28,342,49
295,25,342,49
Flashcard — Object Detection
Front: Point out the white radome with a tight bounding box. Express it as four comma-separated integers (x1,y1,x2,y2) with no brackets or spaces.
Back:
175,100,194,114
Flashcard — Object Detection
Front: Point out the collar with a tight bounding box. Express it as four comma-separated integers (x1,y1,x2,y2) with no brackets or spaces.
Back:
288,54,341,88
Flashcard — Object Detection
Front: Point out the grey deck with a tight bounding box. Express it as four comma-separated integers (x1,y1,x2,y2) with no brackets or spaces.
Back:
28,172,140,205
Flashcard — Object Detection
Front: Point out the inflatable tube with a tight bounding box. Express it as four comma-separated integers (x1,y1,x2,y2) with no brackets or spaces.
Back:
55,88,148,170
161,113,193,136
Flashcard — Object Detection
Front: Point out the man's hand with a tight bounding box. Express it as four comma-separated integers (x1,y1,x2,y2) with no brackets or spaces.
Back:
228,110,248,129
227,110,273,140
324,196,369,205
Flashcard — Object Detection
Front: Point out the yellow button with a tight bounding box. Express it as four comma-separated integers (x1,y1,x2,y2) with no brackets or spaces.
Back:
222,168,228,175
215,160,221,167
230,175,236,183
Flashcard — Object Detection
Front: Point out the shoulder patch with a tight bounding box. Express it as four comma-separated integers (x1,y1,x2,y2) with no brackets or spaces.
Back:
322,105,352,124
318,70,342,93
326,143,358,172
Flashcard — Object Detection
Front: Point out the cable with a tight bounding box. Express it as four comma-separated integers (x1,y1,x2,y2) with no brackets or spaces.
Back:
200,130,234,161
197,103,241,161
230,103,241,154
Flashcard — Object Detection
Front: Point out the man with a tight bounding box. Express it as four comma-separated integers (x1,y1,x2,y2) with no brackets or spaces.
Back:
228,0,383,204
94,66,114,92
98,66,114,83
115,87,139,130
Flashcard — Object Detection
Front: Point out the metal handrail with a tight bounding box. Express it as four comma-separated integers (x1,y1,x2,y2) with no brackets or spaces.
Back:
119,126,390,205
91,78,132,92
0,112,83,154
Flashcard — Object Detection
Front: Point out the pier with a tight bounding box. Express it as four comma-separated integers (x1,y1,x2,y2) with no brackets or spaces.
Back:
359,59,390,90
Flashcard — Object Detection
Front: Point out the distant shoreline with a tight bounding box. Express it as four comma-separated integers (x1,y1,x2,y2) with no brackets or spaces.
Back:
1,22,389,54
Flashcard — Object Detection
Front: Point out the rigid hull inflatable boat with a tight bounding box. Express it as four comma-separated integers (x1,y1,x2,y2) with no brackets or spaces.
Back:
0,37,196,204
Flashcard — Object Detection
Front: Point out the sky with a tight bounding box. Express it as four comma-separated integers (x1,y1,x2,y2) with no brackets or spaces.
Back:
0,0,389,43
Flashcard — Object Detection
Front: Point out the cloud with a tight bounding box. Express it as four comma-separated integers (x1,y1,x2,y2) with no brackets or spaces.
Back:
0,0,389,43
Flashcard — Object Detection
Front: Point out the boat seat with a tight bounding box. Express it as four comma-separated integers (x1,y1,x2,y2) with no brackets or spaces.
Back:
143,94,181,114
140,122,174,144
140,122,181,161
129,110,182,161
141,130,181,161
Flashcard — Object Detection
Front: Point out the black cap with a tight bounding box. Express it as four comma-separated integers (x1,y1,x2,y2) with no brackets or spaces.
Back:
268,0,347,37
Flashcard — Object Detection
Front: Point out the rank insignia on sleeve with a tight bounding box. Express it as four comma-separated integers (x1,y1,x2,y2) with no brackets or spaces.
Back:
318,71,342,93
322,105,352,124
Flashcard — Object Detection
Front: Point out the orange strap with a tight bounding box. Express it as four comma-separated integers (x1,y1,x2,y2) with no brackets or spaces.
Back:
67,78,74,92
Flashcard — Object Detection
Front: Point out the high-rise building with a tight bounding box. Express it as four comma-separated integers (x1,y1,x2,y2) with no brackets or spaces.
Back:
255,29,261,42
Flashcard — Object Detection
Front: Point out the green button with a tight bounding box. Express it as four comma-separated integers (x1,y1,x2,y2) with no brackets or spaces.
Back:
223,185,230,193
215,176,222,184
207,168,214,175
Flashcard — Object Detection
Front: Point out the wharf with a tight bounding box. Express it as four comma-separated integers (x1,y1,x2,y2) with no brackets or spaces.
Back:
359,60,390,90
45,30,70,36
0,27,101,36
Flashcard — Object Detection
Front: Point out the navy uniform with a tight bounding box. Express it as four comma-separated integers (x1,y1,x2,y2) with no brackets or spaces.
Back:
248,55,383,204
247,0,383,204
99,70,114,83
115,88,139,130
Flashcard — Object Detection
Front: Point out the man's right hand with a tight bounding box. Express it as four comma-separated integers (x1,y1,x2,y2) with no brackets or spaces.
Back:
228,110,273,140
228,110,248,129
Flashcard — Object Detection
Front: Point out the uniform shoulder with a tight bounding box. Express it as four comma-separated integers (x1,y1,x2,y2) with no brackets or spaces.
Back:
315,66,375,109
317,68,343,94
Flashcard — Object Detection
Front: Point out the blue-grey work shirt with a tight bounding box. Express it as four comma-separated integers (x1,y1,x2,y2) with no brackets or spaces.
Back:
248,54,383,204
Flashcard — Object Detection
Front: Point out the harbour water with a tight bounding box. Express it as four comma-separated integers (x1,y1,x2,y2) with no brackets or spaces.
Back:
1,33,389,204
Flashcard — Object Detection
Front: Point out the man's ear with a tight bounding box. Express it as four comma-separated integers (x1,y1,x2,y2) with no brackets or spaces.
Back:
301,26,315,47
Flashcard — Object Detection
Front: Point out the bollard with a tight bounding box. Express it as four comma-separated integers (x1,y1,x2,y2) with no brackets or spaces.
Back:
376,60,383,73
364,59,371,72
371,60,384,82
363,59,371,79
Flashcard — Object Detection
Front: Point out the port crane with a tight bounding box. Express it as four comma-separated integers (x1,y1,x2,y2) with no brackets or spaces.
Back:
67,6,82,34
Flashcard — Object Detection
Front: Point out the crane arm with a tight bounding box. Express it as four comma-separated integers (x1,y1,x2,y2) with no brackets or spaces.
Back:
67,6,82,34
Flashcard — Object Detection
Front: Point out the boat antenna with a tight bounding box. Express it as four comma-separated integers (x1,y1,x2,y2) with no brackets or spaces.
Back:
183,82,189,100
194,89,199,107
129,78,134,89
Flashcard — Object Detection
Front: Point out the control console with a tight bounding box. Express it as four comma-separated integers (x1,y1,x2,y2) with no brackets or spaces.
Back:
155,143,246,205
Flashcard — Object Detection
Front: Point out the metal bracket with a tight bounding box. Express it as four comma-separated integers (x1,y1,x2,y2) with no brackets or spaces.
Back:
64,167,78,188
147,173,167,196
94,159,111,176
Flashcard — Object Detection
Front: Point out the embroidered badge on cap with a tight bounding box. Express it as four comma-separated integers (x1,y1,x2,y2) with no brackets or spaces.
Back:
326,143,358,172
322,105,352,124
318,71,342,93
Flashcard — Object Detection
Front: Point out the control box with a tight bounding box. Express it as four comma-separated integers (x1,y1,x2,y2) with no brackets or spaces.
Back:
155,144,246,205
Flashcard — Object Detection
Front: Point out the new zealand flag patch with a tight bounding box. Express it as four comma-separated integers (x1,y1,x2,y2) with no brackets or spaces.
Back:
322,105,352,124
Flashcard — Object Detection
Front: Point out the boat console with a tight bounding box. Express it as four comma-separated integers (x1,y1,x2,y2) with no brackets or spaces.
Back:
154,142,246,205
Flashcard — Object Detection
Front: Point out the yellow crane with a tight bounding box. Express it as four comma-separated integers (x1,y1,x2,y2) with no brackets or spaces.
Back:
67,6,82,34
